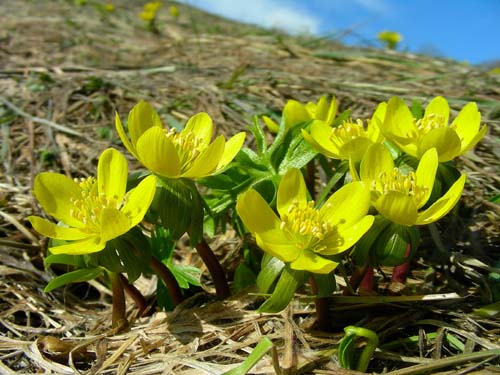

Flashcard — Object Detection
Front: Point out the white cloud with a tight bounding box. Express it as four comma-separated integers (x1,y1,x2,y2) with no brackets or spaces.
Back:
183,0,321,34
352,0,390,14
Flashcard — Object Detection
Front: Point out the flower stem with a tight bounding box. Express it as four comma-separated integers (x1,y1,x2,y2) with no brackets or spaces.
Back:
359,266,374,294
119,274,148,316
195,238,231,298
344,326,379,372
149,257,184,306
109,272,127,329
345,264,368,295
391,244,412,284
309,276,333,332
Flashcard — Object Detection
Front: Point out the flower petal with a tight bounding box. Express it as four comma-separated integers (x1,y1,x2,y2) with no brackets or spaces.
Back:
418,127,461,162
308,121,340,158
283,100,310,128
375,191,418,226
127,100,163,147
383,97,416,138
320,181,371,227
183,112,213,147
33,173,83,227
415,173,466,225
460,124,488,154
181,135,224,178
360,143,394,182
49,236,104,255
415,148,438,208
450,102,481,151
216,132,246,171
100,208,132,243
325,97,338,126
320,215,374,255
277,169,307,217
136,126,181,177
262,115,279,133
97,148,128,203
121,175,157,227
255,230,299,263
424,96,450,125
28,216,90,240
236,189,280,233
338,137,374,162
115,113,138,159
290,250,338,274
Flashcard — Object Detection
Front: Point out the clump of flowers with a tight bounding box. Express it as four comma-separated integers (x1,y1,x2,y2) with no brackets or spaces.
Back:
140,1,162,33
378,30,402,50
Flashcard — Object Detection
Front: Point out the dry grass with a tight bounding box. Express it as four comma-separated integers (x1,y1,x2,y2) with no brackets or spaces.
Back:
0,1,499,373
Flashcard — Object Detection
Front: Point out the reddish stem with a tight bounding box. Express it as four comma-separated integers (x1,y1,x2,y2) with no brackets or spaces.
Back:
359,266,374,293
119,274,148,316
309,276,333,332
195,238,231,298
109,272,127,329
391,244,412,284
149,257,184,306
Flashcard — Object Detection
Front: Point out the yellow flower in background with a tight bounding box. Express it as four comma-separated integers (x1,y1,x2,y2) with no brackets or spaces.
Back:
104,3,115,12
28,149,156,255
262,96,337,133
302,102,386,161
382,96,488,162
352,144,466,226
115,101,246,179
236,169,374,274
140,1,162,21
169,5,179,18
378,30,402,49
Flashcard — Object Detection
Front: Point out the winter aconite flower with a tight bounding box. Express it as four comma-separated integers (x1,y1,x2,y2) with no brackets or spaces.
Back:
352,144,466,226
382,96,488,162
236,169,374,274
378,30,402,50
302,102,386,161
140,1,162,21
28,148,156,255
263,96,337,133
115,101,246,179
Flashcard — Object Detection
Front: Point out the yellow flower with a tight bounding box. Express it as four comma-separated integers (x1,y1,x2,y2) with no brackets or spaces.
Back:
28,149,156,255
353,144,466,226
263,96,337,133
116,101,246,179
169,5,179,18
236,169,374,274
383,96,488,162
104,3,115,12
302,102,386,161
378,30,402,49
140,1,161,21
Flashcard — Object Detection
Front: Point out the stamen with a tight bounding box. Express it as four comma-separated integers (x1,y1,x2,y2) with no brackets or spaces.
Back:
164,128,206,171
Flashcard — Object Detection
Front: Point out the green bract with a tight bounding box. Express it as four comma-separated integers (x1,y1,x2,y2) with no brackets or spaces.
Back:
116,100,246,179
236,168,374,274
28,148,156,255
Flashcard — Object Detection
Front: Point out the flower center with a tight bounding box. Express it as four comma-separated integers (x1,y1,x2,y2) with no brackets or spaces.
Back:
70,177,121,232
165,128,206,171
371,168,427,203
330,120,367,146
280,200,332,252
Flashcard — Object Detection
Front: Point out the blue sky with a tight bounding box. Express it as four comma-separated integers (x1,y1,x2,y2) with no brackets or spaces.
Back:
183,0,500,65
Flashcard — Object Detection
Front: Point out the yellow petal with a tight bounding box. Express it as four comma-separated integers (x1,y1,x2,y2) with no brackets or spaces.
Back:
49,236,104,255
418,127,461,162
121,175,157,226
383,97,416,138
309,121,341,158
277,168,307,217
325,97,338,126
360,143,394,182
115,113,138,159
262,115,279,133
255,230,299,263
97,148,128,203
314,96,330,122
415,148,438,208
283,100,310,128
349,157,361,181
424,96,450,125
460,124,488,154
181,135,224,178
127,100,163,147
216,132,246,171
375,191,418,226
136,126,181,177
415,174,466,225
290,250,338,274
450,102,480,150
183,112,213,147
100,208,132,243
236,189,281,233
368,102,386,143
320,215,374,255
320,181,371,227
33,173,83,228
338,137,374,161
28,216,90,240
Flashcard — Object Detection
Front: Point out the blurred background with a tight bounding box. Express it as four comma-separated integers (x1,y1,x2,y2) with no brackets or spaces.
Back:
184,0,500,65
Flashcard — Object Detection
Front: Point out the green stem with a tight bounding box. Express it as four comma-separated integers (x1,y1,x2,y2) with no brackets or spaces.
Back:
119,274,148,316
149,257,184,306
316,161,348,207
195,238,231,298
344,326,379,373
109,272,127,329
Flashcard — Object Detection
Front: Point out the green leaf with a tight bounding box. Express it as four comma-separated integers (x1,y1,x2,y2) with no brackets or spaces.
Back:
312,273,337,298
278,136,317,174
233,263,257,292
44,267,103,293
256,254,285,294
168,262,202,289
410,99,423,119
331,109,350,128
338,333,356,370
258,266,306,313
489,194,500,204
248,116,268,155
44,253,83,269
222,337,274,375
353,216,391,266
372,223,420,266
